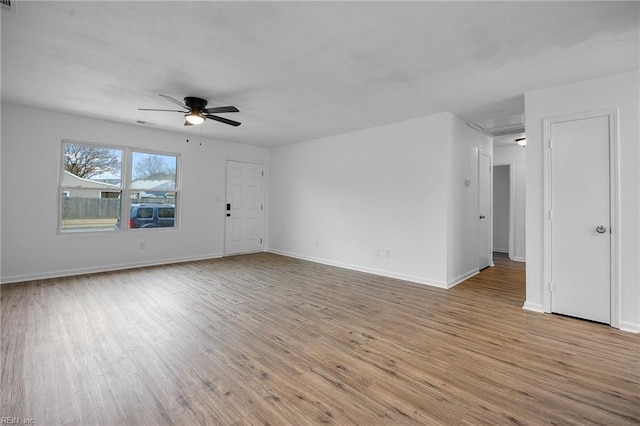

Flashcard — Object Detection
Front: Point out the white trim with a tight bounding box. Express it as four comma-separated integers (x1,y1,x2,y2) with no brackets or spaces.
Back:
522,301,545,313
447,269,479,288
1,254,224,285
619,321,640,334
542,108,620,328
267,248,448,289
512,256,526,263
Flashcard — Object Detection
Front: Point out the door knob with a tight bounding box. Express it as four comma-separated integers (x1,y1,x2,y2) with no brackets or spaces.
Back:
596,226,607,234
479,215,486,219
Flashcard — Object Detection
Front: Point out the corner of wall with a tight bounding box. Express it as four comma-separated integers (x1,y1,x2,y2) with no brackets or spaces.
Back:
445,114,493,284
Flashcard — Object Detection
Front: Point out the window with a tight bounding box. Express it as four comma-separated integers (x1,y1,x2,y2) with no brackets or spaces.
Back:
129,151,178,230
60,141,179,233
130,151,177,204
60,142,122,233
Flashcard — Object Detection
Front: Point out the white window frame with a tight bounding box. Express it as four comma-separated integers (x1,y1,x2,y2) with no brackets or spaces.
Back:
58,140,181,234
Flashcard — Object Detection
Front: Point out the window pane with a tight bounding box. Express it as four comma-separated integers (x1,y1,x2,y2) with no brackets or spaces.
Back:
131,151,177,189
63,142,122,187
61,190,121,233
129,199,176,229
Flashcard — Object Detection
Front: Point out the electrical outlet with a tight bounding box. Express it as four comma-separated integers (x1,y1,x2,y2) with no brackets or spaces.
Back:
375,248,380,256
139,242,146,250
385,248,391,257
315,240,319,247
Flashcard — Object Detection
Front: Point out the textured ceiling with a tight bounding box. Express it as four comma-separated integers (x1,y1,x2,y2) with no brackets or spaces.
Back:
2,1,638,147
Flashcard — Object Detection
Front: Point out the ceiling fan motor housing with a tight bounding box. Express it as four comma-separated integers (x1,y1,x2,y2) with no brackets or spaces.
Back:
184,97,207,111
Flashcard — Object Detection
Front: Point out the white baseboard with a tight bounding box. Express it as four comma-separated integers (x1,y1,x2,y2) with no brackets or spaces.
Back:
522,301,545,313
493,248,509,253
446,269,479,288
267,249,448,289
619,321,640,334
512,256,526,262
1,253,224,284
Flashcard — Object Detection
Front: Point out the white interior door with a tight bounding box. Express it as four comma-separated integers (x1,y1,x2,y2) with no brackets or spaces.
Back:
550,115,610,324
478,151,492,270
225,161,264,255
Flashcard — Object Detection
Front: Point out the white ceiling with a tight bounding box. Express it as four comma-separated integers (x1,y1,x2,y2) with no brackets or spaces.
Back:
2,1,638,147
493,132,526,148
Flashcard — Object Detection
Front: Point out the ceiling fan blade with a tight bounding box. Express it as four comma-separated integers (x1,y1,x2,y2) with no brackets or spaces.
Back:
138,108,187,113
159,94,188,109
203,106,239,114
204,114,241,127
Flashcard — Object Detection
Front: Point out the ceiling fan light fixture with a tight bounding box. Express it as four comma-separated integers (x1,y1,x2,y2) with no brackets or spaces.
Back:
515,137,527,147
139,95,240,127
185,110,205,125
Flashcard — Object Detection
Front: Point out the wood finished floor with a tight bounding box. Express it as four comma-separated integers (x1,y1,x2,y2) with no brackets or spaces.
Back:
1,253,639,425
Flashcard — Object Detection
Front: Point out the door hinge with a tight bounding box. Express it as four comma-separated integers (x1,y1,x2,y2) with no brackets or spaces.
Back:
548,138,553,149
261,204,263,211
262,171,264,177
548,210,553,220
260,238,263,244
549,282,553,293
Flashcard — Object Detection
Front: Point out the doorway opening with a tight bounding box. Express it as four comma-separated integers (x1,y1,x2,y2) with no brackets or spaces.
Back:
492,164,515,259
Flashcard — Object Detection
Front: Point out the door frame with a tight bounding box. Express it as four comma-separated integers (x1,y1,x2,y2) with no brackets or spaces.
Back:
224,159,266,256
477,149,493,269
492,162,515,260
542,109,619,327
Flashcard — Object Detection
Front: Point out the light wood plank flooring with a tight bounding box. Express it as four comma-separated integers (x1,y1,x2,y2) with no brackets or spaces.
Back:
1,253,639,425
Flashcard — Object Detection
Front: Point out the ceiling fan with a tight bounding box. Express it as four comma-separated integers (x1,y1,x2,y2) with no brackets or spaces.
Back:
139,94,241,127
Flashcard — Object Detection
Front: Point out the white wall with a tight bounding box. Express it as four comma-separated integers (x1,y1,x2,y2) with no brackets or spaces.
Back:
524,71,640,332
494,144,526,261
446,116,493,284
1,103,269,283
492,165,510,253
269,114,450,286
268,112,490,288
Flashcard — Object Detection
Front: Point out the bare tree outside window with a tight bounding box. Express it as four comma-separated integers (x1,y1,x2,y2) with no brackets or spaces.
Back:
134,154,176,181
64,144,121,179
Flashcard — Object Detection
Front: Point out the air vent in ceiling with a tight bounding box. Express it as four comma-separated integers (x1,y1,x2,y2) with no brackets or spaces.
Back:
468,114,525,137
1,0,16,13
